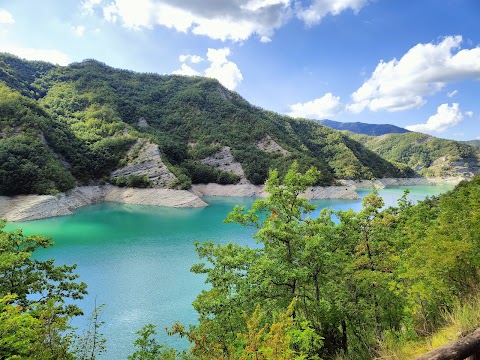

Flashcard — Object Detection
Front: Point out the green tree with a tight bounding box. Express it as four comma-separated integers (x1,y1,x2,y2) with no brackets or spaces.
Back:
0,221,88,358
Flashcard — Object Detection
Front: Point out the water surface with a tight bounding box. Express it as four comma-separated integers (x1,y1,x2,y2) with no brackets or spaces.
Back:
5,185,453,358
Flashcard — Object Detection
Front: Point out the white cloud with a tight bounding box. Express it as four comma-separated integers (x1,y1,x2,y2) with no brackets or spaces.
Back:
406,103,463,133
172,48,243,90
242,0,290,12
260,35,272,43
0,9,15,24
72,25,86,37
205,48,243,90
179,54,204,63
288,93,344,119
0,46,70,65
447,89,458,98
172,63,200,76
83,0,369,42
81,0,102,15
465,111,473,117
350,36,480,113
297,0,369,25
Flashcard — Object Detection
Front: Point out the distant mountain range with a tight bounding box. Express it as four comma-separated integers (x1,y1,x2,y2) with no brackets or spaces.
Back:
316,119,410,136
465,140,480,148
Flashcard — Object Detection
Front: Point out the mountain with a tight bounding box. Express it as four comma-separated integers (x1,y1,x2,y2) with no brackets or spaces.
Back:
465,140,480,148
349,132,480,176
316,119,410,136
0,53,413,196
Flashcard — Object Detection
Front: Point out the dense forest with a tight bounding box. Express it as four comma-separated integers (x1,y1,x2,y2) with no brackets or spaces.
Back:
349,131,480,177
0,53,414,196
1,165,479,359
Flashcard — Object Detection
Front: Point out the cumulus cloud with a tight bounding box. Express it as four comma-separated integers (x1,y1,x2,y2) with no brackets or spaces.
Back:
83,0,370,42
72,25,86,37
179,54,204,63
288,93,344,119
297,0,369,25
406,103,463,133
0,9,15,24
465,111,473,118
0,46,70,65
204,48,243,90
81,0,102,15
350,36,480,113
172,63,200,76
172,48,243,90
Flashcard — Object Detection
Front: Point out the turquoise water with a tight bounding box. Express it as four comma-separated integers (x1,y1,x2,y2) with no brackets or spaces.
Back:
4,185,453,359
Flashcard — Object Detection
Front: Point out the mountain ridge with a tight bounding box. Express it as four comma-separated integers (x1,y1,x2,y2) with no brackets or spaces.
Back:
316,119,410,136
0,53,413,195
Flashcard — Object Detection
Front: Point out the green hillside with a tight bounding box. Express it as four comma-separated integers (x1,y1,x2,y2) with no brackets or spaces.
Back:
0,54,413,195
349,131,480,176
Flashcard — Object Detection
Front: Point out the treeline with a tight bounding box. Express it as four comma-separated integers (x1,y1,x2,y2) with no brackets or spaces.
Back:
0,53,412,196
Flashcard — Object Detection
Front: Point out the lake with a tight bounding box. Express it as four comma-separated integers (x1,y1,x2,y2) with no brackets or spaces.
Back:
5,185,453,359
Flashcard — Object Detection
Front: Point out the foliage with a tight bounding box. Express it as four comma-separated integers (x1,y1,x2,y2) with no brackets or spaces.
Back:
73,303,107,360
180,161,241,185
129,324,184,360
182,166,480,359
110,174,152,188
0,221,88,358
377,294,480,359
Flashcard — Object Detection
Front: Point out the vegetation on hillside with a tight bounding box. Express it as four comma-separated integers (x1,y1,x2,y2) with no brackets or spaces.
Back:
349,131,480,176
0,53,412,195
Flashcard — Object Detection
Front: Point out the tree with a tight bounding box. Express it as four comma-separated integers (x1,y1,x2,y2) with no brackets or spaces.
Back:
0,221,88,357
190,163,329,357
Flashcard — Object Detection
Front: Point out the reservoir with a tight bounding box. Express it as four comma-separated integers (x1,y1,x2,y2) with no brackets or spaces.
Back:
5,185,453,359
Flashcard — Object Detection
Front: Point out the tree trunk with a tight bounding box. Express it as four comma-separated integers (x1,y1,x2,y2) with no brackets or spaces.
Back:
341,320,348,354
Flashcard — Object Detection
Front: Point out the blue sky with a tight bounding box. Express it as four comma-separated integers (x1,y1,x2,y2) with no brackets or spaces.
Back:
1,0,479,140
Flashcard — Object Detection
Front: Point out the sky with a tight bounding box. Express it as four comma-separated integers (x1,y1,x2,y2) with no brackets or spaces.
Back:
0,0,479,141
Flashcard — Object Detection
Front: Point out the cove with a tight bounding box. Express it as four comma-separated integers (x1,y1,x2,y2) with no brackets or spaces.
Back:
5,185,453,359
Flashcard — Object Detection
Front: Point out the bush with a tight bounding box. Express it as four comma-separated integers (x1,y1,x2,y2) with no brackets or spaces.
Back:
110,174,152,188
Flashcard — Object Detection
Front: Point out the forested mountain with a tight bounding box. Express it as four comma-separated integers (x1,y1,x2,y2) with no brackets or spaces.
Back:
316,119,410,136
466,139,480,148
349,131,480,176
0,53,412,195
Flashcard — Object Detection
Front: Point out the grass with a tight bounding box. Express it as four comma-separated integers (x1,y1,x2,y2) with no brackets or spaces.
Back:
375,294,480,360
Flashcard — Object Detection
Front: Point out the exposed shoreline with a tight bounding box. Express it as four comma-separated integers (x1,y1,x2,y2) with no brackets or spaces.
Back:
0,176,467,222
0,185,208,222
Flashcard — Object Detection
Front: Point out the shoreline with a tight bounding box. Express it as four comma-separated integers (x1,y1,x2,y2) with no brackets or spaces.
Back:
0,176,468,222
0,185,208,222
